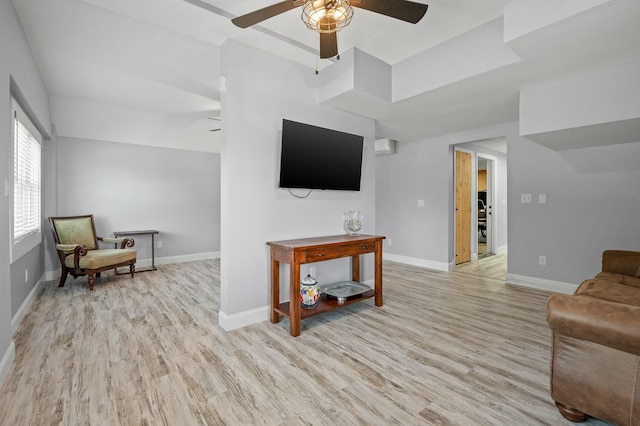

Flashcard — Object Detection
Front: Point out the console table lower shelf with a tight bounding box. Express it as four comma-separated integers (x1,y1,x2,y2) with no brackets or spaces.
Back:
274,288,376,320
267,234,385,337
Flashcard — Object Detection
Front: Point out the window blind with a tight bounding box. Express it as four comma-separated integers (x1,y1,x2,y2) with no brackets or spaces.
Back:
13,112,41,242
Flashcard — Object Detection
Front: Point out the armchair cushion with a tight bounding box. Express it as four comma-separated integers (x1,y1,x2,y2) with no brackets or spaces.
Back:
63,248,136,270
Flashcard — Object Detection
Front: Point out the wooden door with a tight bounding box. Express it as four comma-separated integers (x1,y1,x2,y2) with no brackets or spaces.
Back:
455,151,471,264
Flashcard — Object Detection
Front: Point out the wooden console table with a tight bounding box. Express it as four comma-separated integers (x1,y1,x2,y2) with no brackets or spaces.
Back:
267,234,385,336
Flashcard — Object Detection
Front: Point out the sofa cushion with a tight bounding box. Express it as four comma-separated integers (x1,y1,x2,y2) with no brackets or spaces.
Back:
576,279,640,307
593,272,640,289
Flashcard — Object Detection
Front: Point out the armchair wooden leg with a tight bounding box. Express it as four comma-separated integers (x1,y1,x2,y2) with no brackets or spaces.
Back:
555,401,588,422
129,262,135,278
88,275,95,291
58,268,68,287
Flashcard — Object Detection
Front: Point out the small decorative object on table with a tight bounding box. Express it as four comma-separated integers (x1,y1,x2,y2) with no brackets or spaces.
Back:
344,210,363,235
300,274,320,309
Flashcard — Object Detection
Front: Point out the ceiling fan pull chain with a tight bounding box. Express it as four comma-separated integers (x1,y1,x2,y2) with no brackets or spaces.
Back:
315,33,320,74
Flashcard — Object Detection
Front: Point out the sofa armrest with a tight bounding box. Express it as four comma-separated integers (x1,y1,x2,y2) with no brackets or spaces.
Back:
547,294,640,355
602,250,640,277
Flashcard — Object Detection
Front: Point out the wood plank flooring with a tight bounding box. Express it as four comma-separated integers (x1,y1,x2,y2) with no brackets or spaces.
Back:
453,253,508,281
0,259,609,425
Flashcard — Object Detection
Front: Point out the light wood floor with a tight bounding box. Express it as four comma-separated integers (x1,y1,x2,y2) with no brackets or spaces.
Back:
0,259,608,425
453,253,508,281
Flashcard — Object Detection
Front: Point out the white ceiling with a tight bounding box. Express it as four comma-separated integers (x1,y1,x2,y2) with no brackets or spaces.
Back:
11,0,640,152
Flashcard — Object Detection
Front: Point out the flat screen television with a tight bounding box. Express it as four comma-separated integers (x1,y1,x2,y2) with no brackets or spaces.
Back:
278,119,364,191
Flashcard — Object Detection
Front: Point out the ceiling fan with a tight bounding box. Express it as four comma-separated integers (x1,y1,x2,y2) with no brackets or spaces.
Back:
231,0,429,59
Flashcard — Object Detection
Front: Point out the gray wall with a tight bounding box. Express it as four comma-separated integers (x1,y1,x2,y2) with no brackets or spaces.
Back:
375,139,452,266
51,137,221,270
375,126,510,269
219,39,376,322
376,121,640,289
1,0,52,381
507,133,640,284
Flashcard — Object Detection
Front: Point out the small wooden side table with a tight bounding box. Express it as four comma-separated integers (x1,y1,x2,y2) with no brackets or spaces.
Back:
114,230,159,273
267,234,385,336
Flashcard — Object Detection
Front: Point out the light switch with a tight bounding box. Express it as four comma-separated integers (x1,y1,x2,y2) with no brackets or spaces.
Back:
539,193,547,204
418,199,425,207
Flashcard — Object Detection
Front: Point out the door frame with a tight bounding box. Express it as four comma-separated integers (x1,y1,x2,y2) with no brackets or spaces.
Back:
477,153,497,257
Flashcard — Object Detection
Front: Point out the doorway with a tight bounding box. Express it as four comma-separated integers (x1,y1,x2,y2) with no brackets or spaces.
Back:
453,139,506,273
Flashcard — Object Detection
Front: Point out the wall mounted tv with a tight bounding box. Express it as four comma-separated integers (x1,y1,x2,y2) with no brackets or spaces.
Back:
278,119,364,191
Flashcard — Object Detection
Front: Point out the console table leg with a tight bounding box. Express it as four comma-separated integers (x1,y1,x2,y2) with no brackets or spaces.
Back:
374,240,383,306
270,256,280,323
351,255,360,282
289,261,301,337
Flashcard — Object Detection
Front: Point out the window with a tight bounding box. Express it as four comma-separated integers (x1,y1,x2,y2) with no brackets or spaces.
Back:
10,98,42,263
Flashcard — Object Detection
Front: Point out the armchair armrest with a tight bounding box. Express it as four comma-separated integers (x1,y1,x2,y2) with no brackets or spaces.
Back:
602,250,640,277
547,294,640,355
56,243,79,253
98,236,135,249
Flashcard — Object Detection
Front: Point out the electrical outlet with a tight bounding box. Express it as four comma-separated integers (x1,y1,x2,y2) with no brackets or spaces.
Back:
521,193,532,203
539,255,546,266
387,238,392,246
309,266,317,277
417,199,425,207
157,240,162,249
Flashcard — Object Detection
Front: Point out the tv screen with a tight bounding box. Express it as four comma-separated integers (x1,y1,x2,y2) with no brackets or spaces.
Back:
278,119,364,191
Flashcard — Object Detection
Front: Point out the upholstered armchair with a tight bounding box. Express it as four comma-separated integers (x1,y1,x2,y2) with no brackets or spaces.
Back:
49,215,137,290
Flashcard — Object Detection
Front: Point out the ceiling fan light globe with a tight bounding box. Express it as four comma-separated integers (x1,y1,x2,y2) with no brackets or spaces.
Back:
302,0,353,34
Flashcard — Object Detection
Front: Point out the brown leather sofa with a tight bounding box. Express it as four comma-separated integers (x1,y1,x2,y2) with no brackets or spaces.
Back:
546,250,640,424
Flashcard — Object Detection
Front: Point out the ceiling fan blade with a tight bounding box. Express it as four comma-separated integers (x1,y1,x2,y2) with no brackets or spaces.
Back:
232,1,301,28
351,0,428,24
319,32,338,59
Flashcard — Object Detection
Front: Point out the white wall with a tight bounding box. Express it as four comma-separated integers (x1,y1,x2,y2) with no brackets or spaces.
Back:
219,39,376,328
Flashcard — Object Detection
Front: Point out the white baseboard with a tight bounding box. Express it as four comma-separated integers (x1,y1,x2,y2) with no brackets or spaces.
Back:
0,341,15,391
505,273,577,294
383,252,449,272
12,274,48,333
218,306,269,331
138,251,221,268
496,245,508,255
